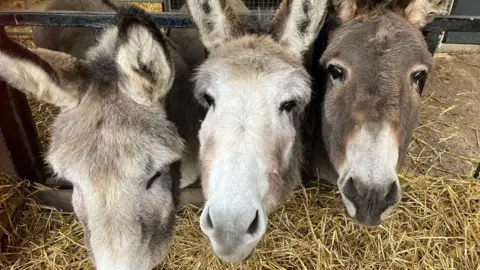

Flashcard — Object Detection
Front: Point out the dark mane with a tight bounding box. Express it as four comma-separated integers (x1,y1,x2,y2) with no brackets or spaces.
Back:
88,52,118,86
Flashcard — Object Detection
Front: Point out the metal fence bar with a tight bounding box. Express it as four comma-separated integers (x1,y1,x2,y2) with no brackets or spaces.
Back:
0,10,277,28
1,11,479,32
425,16,480,32
7,0,171,36
0,11,190,28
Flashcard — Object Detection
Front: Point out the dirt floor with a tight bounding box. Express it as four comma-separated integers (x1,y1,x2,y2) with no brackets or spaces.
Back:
0,1,479,269
404,53,480,178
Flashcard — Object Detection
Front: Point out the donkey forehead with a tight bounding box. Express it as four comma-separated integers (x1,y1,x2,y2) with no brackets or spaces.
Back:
323,15,432,69
49,99,184,183
212,36,302,65
199,63,308,92
196,39,310,99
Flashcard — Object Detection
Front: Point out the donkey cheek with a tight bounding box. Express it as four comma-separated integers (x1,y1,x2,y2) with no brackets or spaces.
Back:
277,134,295,169
200,135,216,197
265,172,284,214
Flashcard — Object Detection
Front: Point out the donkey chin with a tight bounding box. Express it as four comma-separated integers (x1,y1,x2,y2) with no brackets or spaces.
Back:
209,237,259,263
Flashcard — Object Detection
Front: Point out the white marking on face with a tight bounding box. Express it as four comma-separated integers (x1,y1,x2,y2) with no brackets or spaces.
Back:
198,69,301,202
195,56,309,262
343,122,399,186
339,122,400,222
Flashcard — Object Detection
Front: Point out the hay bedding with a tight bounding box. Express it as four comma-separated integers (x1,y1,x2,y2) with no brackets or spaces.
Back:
1,2,480,269
0,174,479,269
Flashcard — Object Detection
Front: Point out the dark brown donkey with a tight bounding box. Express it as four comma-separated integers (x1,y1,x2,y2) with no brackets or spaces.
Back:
311,0,446,226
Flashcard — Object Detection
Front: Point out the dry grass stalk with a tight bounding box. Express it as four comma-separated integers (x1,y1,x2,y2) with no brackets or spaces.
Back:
129,2,163,12
0,172,28,245
0,175,479,269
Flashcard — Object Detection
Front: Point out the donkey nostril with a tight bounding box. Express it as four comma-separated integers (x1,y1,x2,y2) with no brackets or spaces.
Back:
343,177,358,199
247,210,259,235
205,209,214,230
385,181,399,203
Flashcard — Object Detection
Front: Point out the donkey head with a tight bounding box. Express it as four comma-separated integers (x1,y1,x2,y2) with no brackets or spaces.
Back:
0,7,183,269
187,0,328,262
320,0,446,226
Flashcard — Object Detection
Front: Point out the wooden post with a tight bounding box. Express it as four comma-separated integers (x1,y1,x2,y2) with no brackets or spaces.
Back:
0,81,46,184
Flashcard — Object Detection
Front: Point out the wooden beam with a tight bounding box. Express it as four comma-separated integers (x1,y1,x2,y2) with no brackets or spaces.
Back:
0,81,46,184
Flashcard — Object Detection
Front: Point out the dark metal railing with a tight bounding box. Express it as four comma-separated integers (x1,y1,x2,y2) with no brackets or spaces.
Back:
1,10,479,51
0,10,277,28
1,11,478,31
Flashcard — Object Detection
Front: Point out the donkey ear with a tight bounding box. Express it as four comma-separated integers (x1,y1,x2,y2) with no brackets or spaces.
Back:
272,0,329,57
0,27,86,109
187,0,241,51
404,0,447,28
116,6,174,106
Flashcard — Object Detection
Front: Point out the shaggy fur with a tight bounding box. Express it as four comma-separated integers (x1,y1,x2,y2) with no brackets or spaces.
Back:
0,5,201,270
187,0,328,263
311,0,445,226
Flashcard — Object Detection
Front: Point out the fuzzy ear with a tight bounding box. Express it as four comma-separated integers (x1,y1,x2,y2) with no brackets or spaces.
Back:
187,0,242,51
404,0,447,28
115,6,174,106
0,27,86,109
333,0,447,27
272,0,329,57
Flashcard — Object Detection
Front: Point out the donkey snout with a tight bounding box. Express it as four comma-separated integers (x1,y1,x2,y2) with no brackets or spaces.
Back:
200,203,266,263
340,176,401,226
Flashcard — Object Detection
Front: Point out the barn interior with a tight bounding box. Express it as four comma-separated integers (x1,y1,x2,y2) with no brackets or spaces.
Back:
0,0,479,269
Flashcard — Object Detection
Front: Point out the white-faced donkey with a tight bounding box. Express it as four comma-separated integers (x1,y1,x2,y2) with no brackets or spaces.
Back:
311,0,446,226
0,6,198,270
186,0,328,262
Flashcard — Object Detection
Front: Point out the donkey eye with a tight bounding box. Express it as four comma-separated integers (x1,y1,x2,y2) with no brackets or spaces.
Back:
411,70,427,95
327,65,344,81
146,171,162,189
280,100,297,113
203,93,215,107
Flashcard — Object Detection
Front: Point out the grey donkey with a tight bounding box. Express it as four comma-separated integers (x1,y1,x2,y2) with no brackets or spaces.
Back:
32,0,204,208
310,0,446,226
185,0,328,263
0,6,201,270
